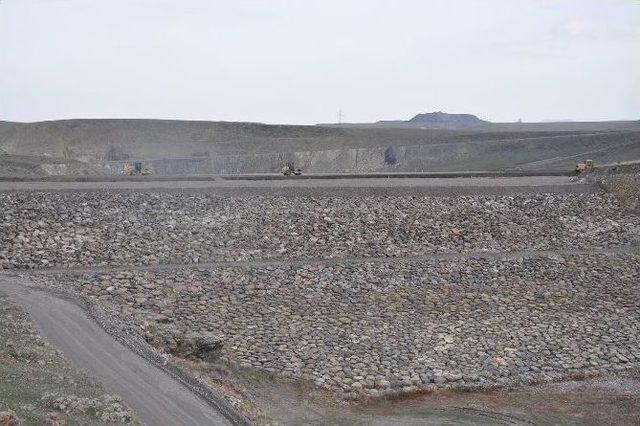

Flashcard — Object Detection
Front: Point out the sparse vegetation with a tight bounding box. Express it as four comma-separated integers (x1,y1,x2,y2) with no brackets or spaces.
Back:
0,292,137,424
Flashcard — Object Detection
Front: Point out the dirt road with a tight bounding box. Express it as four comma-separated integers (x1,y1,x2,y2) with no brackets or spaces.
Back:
0,175,598,197
0,276,237,426
25,246,638,276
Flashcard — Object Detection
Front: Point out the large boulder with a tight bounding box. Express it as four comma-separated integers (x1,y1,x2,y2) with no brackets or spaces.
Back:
171,333,224,362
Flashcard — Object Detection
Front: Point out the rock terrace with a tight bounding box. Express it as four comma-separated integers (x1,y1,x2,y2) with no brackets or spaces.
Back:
31,254,640,396
3,190,639,397
1,192,638,269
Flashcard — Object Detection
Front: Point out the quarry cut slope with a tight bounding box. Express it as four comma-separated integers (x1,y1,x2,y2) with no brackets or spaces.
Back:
1,118,639,175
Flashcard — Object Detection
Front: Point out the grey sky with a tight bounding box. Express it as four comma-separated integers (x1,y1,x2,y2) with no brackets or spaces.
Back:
1,0,639,124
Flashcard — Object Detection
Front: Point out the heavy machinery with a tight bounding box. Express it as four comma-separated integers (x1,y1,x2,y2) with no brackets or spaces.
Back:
280,162,302,176
575,159,594,174
123,162,152,176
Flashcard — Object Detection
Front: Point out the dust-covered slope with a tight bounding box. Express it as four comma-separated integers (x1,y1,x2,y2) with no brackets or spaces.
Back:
1,118,639,175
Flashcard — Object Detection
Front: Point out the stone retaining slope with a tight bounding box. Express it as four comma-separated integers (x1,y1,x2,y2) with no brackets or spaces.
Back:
30,253,640,397
1,192,638,269
2,189,640,398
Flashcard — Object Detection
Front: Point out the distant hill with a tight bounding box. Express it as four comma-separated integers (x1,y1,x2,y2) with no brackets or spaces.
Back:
372,111,488,129
408,112,487,126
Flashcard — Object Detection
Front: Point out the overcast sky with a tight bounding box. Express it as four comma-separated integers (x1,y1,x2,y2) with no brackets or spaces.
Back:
1,0,639,124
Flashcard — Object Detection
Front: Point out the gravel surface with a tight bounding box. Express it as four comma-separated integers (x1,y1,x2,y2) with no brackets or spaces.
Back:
0,175,580,189
1,191,638,269
30,253,640,397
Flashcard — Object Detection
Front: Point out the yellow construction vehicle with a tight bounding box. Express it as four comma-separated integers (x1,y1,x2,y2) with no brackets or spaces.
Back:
280,162,302,176
575,159,594,173
123,162,152,176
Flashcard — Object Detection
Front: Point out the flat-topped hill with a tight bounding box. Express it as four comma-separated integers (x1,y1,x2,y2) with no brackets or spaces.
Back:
408,111,487,126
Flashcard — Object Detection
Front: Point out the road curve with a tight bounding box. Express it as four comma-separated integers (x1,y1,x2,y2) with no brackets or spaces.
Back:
0,277,236,426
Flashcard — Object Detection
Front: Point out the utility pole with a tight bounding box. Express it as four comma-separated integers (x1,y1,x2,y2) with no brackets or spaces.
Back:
337,109,343,125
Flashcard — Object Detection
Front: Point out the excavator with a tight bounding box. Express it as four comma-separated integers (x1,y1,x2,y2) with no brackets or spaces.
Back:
280,162,302,176
575,159,594,174
123,162,152,176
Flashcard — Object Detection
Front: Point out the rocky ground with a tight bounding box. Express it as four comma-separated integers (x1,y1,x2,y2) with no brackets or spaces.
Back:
1,192,639,269
595,163,640,213
0,292,136,424
3,189,640,406
31,253,640,397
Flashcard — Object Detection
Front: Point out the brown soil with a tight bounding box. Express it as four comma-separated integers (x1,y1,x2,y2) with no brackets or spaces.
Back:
181,356,640,425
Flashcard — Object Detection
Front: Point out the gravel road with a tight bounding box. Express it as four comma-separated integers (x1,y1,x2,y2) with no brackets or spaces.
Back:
0,276,234,426
0,175,597,197
24,246,638,276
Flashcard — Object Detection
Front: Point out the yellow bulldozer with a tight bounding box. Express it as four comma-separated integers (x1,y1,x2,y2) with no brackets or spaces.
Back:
575,159,594,174
123,162,152,176
280,162,302,176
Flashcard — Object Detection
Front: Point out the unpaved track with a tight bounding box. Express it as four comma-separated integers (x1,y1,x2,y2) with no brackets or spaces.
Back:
0,175,598,197
24,246,639,276
0,276,235,426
